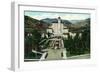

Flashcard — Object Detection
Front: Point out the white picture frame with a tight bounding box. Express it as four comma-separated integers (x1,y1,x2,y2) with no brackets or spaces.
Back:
11,2,97,71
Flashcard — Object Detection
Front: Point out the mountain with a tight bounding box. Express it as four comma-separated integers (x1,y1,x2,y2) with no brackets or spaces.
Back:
24,15,52,35
25,15,40,28
41,18,90,29
24,16,50,28
68,18,90,33
69,20,83,24
69,18,90,27
41,18,72,26
25,16,90,31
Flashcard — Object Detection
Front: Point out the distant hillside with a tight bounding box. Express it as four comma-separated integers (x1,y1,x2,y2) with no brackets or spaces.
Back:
41,18,72,26
69,18,90,28
24,16,50,29
69,20,84,24
24,16,52,35
24,16,90,33
25,16,40,28
68,18,90,33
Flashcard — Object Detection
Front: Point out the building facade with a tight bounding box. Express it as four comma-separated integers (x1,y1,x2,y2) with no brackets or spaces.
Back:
47,17,71,38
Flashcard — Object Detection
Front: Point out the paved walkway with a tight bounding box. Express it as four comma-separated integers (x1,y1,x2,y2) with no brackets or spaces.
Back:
45,37,67,60
46,48,64,60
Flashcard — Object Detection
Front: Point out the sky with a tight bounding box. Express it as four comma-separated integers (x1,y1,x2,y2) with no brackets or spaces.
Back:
24,11,90,20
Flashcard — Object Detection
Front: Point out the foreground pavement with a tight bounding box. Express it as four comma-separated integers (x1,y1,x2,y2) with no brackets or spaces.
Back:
67,54,90,59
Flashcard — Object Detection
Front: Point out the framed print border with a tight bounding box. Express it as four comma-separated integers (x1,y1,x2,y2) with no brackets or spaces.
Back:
11,2,97,71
